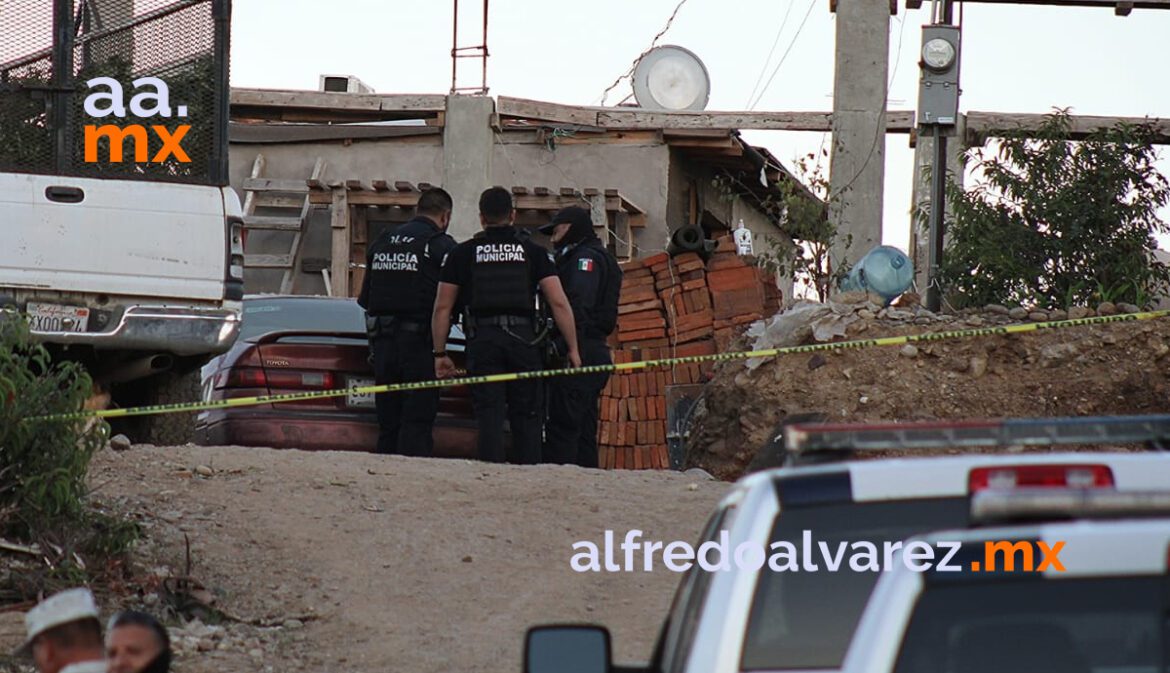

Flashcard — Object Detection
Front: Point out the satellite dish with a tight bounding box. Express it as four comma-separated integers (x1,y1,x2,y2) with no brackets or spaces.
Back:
631,45,711,111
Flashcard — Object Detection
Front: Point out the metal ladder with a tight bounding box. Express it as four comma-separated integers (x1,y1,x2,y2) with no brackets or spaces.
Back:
239,154,327,294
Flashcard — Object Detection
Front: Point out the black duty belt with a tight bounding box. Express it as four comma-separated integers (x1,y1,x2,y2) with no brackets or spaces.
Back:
474,315,533,327
372,316,428,333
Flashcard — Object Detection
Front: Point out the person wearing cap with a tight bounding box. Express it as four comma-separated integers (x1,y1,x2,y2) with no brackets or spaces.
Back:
431,187,581,464
106,611,170,673
538,206,623,468
17,587,107,673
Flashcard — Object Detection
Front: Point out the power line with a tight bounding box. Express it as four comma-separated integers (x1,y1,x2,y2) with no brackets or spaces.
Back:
748,0,818,111
743,1,796,109
599,0,692,106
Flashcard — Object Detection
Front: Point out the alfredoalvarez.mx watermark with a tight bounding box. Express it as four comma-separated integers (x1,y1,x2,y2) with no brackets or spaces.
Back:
82,76,190,163
570,530,1066,573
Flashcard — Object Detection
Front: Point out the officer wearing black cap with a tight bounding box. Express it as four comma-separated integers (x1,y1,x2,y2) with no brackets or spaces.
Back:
358,187,457,456
431,187,581,464
539,206,622,467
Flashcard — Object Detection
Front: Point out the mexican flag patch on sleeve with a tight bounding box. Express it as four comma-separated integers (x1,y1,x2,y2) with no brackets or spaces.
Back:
578,258,595,272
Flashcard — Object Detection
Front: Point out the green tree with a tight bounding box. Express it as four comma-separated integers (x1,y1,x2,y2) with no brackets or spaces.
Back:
939,109,1170,309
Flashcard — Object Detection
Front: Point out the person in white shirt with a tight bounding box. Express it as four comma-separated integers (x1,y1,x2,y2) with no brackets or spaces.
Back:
16,587,108,673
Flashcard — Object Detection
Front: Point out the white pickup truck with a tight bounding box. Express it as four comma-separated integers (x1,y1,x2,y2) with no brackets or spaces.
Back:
0,170,245,442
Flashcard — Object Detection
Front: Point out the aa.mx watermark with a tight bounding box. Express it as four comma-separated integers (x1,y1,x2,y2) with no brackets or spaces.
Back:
571,530,1066,573
82,76,190,163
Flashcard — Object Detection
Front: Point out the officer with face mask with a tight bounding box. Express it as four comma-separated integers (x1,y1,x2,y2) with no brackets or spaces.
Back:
538,206,622,467
431,187,581,464
358,187,458,456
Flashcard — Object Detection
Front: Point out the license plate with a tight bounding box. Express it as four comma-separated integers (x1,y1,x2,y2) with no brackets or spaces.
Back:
26,302,90,333
347,377,376,408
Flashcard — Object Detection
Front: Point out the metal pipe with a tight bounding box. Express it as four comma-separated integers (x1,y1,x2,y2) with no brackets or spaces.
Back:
100,354,175,385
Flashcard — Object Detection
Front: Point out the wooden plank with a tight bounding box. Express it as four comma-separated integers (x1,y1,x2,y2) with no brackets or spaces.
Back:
254,193,307,209
242,177,310,192
345,180,366,191
923,0,1170,9
560,187,580,197
965,111,1170,144
231,88,447,114
241,154,265,217
309,191,421,207
533,187,551,196
511,186,529,195
419,182,435,191
307,178,329,191
596,109,916,132
372,180,391,191
244,254,292,268
242,215,303,231
496,96,601,126
394,181,417,192
330,188,351,297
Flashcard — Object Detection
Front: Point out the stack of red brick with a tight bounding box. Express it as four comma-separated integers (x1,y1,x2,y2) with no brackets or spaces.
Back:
597,237,783,470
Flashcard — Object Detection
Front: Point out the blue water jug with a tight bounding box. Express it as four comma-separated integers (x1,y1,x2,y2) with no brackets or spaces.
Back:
840,245,914,303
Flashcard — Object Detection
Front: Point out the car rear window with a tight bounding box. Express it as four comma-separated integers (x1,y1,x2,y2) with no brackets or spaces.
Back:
240,299,365,340
740,498,970,670
892,576,1164,673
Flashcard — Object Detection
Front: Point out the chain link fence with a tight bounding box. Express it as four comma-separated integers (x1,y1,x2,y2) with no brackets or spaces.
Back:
0,0,228,184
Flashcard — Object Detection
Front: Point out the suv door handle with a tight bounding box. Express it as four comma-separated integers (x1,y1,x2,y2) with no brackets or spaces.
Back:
45,186,85,203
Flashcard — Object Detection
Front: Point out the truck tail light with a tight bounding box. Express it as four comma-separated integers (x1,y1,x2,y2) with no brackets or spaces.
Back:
968,465,1114,492
225,216,245,300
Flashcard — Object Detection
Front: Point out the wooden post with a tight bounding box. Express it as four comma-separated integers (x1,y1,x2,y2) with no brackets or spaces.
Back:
330,187,350,297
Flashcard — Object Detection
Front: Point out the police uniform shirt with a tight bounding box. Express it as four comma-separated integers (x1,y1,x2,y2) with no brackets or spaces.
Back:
357,215,457,321
556,240,612,338
440,227,556,315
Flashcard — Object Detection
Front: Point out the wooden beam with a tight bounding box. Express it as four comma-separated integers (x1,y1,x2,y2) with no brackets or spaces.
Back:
496,96,601,126
921,0,1170,9
596,109,916,132
231,88,446,117
965,111,1170,144
330,188,351,298
394,181,417,192
372,180,391,191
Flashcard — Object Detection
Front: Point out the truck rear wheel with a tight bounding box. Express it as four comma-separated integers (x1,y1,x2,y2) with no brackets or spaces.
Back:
133,369,202,446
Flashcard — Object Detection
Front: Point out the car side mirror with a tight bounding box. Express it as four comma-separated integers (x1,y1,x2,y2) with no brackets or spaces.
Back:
525,624,612,673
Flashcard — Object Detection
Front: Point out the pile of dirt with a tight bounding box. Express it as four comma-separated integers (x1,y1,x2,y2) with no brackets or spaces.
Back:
1,446,726,673
684,295,1170,481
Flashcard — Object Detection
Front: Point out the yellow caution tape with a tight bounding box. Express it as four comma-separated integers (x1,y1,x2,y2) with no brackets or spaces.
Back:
23,309,1170,423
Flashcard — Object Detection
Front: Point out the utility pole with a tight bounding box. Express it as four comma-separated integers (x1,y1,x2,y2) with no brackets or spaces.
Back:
918,0,960,311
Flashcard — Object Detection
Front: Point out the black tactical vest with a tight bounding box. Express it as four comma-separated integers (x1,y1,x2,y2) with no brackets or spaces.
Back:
364,229,441,316
468,230,535,317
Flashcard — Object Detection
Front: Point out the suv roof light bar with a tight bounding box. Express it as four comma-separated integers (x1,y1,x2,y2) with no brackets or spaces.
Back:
971,488,1170,524
784,414,1170,454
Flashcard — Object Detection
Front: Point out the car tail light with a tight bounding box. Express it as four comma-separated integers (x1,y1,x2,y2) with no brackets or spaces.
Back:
218,367,335,390
968,464,1114,492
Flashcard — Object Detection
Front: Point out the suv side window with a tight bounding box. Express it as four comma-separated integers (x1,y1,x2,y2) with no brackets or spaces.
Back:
658,504,732,673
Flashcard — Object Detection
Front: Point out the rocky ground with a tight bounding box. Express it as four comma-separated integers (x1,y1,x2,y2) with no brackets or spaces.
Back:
685,294,1170,480
2,446,727,673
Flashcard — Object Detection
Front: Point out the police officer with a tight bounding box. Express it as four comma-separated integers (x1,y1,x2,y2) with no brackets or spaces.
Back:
358,187,457,456
539,206,622,468
431,187,581,464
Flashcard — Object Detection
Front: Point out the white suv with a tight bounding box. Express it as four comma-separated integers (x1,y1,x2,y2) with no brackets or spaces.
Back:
841,490,1170,673
523,448,1170,673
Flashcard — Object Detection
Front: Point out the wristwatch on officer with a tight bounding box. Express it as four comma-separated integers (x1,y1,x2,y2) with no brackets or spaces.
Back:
432,349,447,358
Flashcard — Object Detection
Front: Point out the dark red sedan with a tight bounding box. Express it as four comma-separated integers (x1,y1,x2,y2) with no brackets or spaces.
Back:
194,295,479,456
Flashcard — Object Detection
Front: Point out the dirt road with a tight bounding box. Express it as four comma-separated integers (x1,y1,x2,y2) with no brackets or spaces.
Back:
74,445,727,673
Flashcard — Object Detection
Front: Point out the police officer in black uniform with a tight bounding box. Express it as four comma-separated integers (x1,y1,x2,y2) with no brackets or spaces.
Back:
539,206,622,468
430,187,581,464
357,187,458,456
